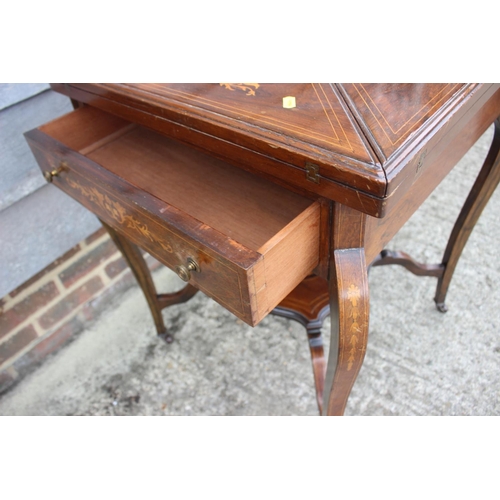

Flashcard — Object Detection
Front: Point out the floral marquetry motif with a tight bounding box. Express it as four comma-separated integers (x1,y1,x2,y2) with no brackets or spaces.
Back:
26,83,500,416
346,284,361,371
66,178,127,223
66,177,173,253
219,83,260,96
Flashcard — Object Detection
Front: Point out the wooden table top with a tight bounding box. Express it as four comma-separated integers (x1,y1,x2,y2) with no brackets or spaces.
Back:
52,83,500,218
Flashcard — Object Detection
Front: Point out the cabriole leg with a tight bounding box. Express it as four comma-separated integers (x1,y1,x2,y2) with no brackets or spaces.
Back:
100,219,198,343
323,248,369,416
434,118,500,312
323,204,369,416
100,219,169,339
271,275,330,413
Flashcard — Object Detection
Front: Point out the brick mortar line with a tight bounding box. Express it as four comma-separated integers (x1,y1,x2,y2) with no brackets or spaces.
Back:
43,259,133,337
0,248,122,346
1,233,112,312
31,321,45,337
51,252,118,308
33,255,125,335
80,232,109,252
99,266,112,287
0,263,134,372
53,277,66,295
2,267,70,313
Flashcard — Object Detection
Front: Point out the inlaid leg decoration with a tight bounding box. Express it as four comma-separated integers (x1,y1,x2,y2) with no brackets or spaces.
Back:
323,204,369,416
323,249,369,416
100,220,198,343
434,117,500,312
271,275,330,413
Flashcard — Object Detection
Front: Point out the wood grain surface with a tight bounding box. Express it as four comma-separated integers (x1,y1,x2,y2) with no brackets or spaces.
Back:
324,203,369,416
25,107,321,326
50,83,500,219
24,84,500,416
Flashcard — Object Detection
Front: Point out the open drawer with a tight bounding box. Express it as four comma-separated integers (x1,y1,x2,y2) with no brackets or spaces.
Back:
25,106,320,326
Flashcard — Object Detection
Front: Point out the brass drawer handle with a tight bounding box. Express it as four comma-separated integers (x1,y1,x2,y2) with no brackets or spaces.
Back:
43,161,67,182
175,257,200,282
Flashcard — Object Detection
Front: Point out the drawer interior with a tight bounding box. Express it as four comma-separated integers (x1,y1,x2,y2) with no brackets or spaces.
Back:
40,107,315,253
35,106,321,325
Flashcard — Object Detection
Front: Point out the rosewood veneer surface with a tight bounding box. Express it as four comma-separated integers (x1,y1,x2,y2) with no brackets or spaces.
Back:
51,83,500,218
22,83,500,416
26,106,320,327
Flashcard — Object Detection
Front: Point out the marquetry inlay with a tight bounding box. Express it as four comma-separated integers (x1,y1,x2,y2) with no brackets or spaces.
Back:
120,83,373,161
66,177,174,254
219,83,260,96
346,283,361,371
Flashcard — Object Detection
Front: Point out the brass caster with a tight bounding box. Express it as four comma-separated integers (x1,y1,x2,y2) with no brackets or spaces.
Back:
159,332,174,344
435,301,448,313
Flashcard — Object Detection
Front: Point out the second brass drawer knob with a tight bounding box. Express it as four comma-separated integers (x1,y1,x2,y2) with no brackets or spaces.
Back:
176,257,200,282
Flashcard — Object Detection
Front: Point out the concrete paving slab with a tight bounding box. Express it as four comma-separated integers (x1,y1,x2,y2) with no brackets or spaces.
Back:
0,89,72,211
0,184,101,297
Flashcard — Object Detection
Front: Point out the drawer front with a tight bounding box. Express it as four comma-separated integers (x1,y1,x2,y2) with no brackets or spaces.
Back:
26,133,259,322
26,115,320,327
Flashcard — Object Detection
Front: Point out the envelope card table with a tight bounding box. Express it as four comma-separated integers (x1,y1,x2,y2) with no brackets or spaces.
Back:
25,83,500,415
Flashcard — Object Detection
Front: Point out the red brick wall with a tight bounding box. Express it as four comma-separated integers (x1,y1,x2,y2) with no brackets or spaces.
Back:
0,227,160,394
